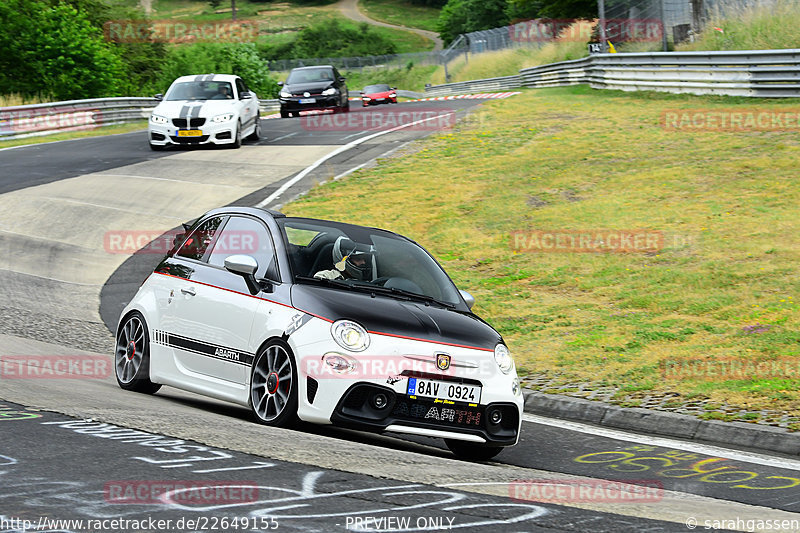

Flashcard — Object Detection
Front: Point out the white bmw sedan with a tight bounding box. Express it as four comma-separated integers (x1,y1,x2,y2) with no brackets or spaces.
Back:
148,74,261,150
115,207,523,460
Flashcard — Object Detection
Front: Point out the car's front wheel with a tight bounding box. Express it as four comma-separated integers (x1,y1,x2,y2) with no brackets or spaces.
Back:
280,108,289,118
149,143,163,151
249,340,298,427
115,311,161,394
246,116,261,141
445,439,503,461
230,121,242,148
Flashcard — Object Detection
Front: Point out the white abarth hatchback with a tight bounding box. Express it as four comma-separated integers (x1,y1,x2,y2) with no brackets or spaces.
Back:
148,74,261,150
115,207,523,460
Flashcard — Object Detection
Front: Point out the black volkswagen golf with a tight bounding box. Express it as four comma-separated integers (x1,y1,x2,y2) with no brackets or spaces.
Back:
278,65,350,118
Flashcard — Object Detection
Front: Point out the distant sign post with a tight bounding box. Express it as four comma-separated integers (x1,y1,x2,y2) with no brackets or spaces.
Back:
588,43,603,54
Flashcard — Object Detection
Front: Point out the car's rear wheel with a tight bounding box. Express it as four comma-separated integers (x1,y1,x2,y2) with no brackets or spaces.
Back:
445,439,503,461
249,340,298,427
246,116,261,141
115,312,161,394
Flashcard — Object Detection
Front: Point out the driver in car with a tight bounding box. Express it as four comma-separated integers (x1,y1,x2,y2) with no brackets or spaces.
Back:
314,237,374,281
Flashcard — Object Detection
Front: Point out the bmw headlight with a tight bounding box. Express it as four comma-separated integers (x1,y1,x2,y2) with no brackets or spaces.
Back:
150,115,168,124
279,90,291,98
494,343,514,374
322,88,338,96
211,113,234,123
331,320,370,352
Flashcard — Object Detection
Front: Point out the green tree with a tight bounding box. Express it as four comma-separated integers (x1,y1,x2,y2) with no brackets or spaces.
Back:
0,0,125,100
506,0,597,21
437,0,509,44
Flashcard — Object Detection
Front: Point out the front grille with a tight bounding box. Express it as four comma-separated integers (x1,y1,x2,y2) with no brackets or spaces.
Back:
171,135,210,144
172,118,206,128
392,397,485,430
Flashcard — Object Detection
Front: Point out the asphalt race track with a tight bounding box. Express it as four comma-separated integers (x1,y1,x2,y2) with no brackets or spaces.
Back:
1,99,798,532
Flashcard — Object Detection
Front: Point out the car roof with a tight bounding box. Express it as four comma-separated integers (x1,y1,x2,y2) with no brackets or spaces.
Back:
200,206,285,220
290,65,334,71
172,74,240,83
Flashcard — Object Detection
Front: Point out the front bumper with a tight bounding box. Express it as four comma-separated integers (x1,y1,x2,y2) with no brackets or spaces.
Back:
280,96,341,112
148,119,237,146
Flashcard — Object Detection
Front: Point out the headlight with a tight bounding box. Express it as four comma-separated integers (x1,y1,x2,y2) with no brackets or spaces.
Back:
150,115,168,124
494,343,514,374
389,93,396,98
331,320,370,352
322,88,337,96
279,90,291,98
211,113,234,123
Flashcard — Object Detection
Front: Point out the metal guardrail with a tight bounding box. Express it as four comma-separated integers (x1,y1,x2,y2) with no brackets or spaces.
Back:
424,49,800,98
423,75,523,97
0,97,281,140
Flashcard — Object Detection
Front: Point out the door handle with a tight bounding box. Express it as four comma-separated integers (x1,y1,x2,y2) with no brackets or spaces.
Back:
181,287,196,296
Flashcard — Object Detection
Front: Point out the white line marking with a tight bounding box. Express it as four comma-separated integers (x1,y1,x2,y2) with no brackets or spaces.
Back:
36,196,185,219
268,132,298,142
254,112,455,209
0,266,102,286
193,462,275,473
523,413,800,471
95,173,245,189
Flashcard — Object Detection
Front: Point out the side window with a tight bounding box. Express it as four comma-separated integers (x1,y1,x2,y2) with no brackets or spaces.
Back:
235,79,246,98
176,216,225,262
208,216,278,280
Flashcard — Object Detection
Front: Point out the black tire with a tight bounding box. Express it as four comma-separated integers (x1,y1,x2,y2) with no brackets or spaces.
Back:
115,311,161,394
280,108,289,118
445,439,503,461
249,340,298,428
291,111,300,118
230,121,242,149
246,116,261,141
149,143,164,151
343,99,350,113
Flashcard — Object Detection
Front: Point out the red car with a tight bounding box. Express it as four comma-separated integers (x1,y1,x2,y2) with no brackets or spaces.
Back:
361,84,397,107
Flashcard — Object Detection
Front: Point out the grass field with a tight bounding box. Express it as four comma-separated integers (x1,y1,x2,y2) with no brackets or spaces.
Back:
0,122,147,150
282,86,800,422
358,0,441,32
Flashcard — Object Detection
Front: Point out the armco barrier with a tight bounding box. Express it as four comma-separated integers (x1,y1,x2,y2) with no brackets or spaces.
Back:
0,97,280,141
425,49,800,98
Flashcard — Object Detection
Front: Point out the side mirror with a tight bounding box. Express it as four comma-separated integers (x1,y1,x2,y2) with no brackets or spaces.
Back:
338,77,346,83
277,81,284,86
240,91,253,99
459,290,475,310
225,255,262,295
154,94,163,101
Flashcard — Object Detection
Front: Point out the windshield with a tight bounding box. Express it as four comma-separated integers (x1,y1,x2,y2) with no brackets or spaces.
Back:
278,218,462,306
363,84,390,93
286,68,335,85
166,81,234,101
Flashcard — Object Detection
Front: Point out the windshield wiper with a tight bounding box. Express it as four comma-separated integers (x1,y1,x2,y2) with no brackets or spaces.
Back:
351,283,456,309
295,275,356,290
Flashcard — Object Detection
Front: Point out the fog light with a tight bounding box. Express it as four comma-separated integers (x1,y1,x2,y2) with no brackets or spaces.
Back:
488,408,503,425
372,393,389,410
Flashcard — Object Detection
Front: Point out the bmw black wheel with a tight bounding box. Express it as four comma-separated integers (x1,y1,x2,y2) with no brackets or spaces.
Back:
445,439,503,461
230,121,242,149
115,312,161,394
149,143,164,151
250,340,298,427
280,108,289,118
